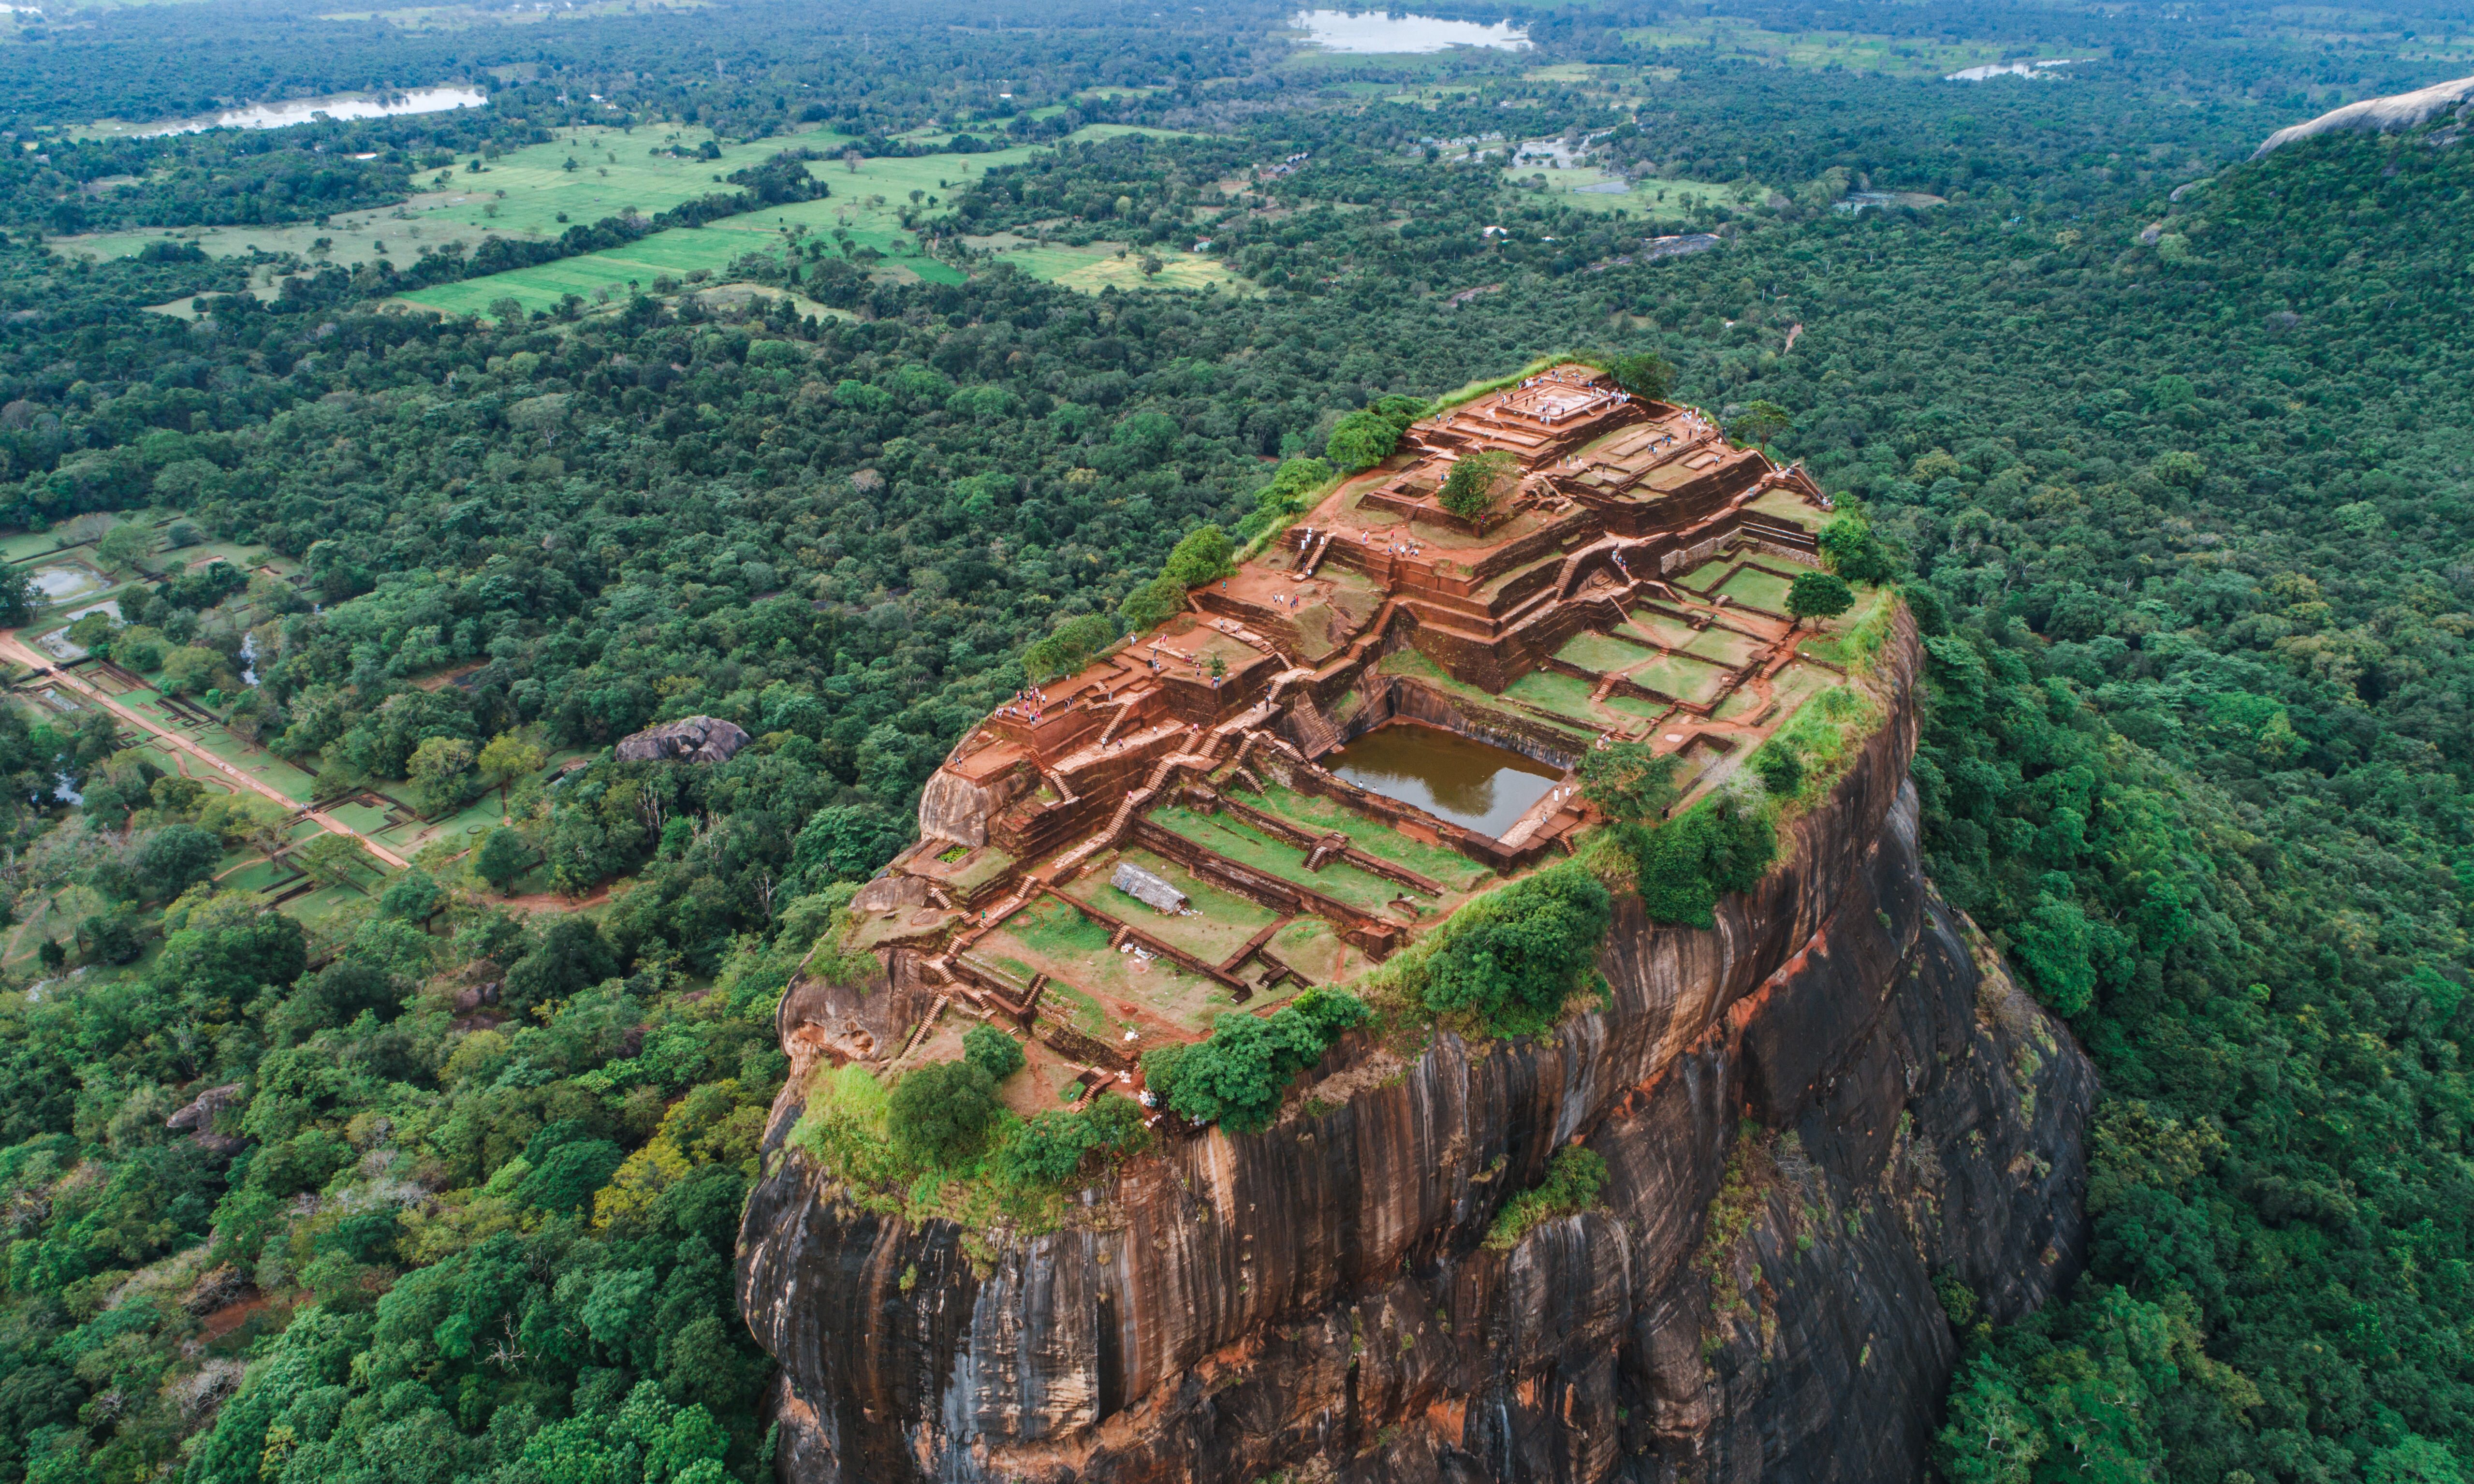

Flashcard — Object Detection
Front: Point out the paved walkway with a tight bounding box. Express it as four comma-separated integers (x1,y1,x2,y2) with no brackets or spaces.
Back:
0,633,412,871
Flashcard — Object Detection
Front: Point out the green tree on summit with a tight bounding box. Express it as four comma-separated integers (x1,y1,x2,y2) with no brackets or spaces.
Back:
1786,572,1854,628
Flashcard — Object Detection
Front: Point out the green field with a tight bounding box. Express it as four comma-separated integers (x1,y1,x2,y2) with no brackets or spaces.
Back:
962,233,1240,293
64,122,805,274
393,124,1201,317
1620,18,2021,75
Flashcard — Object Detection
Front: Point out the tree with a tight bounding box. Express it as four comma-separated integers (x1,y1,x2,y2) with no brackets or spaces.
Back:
1140,991,1367,1132
94,523,154,573
159,644,225,695
962,1024,1025,1081
1630,790,1779,929
1606,350,1676,400
1786,571,1855,628
476,732,544,815
1159,525,1234,587
298,831,367,889
378,867,442,921
887,1058,1000,1165
406,735,477,817
0,567,35,626
133,823,223,902
1325,409,1403,473
1578,741,1680,823
473,827,531,895
1816,515,1896,585
1439,450,1515,520
1730,399,1791,451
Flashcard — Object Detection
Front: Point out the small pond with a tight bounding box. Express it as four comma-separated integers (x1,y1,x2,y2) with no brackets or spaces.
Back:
28,562,109,602
1330,721,1559,839
1291,9,1530,53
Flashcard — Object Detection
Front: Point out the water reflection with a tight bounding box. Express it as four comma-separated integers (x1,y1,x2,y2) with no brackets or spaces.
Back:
1330,722,1558,839
1291,9,1530,53
140,86,484,137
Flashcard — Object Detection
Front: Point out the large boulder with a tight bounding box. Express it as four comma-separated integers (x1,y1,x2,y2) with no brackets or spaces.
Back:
614,715,751,765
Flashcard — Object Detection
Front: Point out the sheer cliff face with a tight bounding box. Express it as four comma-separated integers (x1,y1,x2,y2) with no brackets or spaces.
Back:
738,626,2097,1483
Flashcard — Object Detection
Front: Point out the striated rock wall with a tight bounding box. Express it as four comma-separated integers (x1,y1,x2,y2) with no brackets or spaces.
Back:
738,622,2096,1482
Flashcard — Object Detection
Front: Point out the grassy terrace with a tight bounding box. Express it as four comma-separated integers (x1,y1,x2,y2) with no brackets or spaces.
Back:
1377,648,1596,749
1232,784,1496,891
1057,847,1279,964
1716,565,1796,614
1148,804,1440,918
1552,630,1658,675
1682,624,1765,668
1629,650,1733,705
1504,668,1606,728
987,892,1274,1036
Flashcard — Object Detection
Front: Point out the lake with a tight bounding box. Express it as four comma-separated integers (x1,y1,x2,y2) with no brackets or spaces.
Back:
1291,9,1530,54
139,86,485,137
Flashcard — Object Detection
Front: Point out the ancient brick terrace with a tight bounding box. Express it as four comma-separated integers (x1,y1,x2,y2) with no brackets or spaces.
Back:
823,365,1852,1107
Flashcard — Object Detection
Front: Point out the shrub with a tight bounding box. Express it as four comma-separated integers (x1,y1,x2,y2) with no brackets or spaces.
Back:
962,1024,1026,1081
1628,790,1779,929
1022,611,1118,682
1579,741,1680,823
993,1094,1150,1188
1420,864,1612,1035
1322,395,1428,473
1159,525,1234,587
1484,1146,1609,1250
1748,742,1804,799
1141,991,1368,1133
1439,450,1515,519
886,1058,1000,1165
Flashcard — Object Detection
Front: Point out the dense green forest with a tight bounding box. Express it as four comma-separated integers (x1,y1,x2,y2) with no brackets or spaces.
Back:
0,0,2465,1479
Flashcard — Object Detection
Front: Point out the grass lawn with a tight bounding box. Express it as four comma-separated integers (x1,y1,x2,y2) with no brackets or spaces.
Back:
1238,785,1495,891
1266,919,1346,983
1748,487,1828,531
986,897,1244,1036
1552,630,1658,676
1149,805,1419,918
1631,652,1733,705
1058,848,1278,965
1505,668,1605,727
1682,624,1765,668
1718,565,1796,615
961,233,1241,293
1681,558,1736,592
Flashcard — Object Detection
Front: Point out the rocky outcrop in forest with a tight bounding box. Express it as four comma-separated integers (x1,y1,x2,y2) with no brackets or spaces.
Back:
736,624,2097,1482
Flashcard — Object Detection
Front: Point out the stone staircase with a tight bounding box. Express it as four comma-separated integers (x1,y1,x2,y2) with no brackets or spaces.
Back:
1287,697,1343,758
895,994,951,1061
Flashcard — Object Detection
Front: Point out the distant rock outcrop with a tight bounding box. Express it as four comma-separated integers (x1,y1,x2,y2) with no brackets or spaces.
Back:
2254,74,2474,157
613,715,751,765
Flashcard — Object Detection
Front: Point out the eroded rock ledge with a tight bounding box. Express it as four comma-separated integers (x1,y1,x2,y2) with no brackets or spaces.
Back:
737,629,2095,1482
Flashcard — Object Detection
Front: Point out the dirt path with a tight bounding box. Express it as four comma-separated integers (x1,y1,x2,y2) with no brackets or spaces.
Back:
0,634,412,871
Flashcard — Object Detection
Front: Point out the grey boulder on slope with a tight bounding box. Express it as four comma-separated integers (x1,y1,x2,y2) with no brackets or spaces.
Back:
2254,74,2474,157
